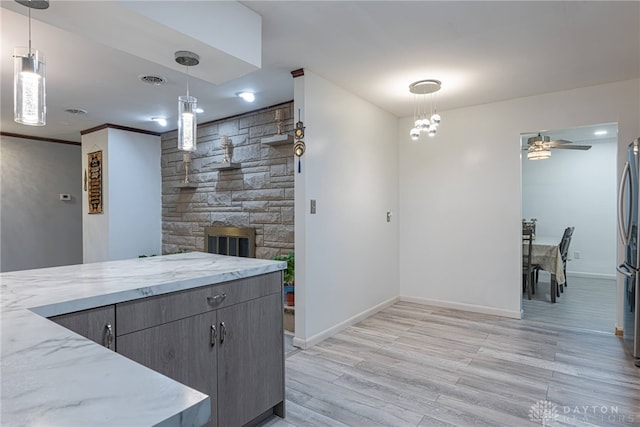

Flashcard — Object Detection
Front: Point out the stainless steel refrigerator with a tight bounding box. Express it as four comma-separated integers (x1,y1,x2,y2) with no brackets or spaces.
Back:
617,137,640,367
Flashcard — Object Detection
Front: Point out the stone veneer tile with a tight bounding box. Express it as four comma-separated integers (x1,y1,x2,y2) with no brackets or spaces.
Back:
250,212,282,224
162,103,295,257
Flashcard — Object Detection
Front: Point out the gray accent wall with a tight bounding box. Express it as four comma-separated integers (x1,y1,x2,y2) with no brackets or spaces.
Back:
1,136,82,272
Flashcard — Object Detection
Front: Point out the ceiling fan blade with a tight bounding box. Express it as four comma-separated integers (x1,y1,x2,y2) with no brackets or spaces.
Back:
552,144,592,150
549,139,573,145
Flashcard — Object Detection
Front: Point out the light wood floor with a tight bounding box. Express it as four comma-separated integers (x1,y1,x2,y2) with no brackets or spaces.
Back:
523,274,617,333
263,300,639,427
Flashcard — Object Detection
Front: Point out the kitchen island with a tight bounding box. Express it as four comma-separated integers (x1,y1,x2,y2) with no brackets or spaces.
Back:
0,252,286,427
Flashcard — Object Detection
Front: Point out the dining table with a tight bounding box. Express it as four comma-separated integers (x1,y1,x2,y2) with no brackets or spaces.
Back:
525,235,566,303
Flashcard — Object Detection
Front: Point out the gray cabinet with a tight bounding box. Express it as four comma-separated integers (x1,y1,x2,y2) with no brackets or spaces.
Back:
115,272,284,427
218,292,284,426
117,311,218,426
50,305,115,350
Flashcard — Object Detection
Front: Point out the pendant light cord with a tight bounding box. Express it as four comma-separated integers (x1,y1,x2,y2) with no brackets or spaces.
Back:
28,1,32,56
186,66,190,99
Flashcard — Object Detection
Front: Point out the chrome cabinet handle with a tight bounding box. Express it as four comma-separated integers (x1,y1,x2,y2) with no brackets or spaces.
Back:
210,324,217,347
206,293,227,306
104,323,114,349
220,321,226,343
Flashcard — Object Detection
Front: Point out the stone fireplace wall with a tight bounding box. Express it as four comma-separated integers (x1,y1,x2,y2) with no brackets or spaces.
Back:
161,102,294,259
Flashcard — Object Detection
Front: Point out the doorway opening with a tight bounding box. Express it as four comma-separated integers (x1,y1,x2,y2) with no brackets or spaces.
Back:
521,123,618,333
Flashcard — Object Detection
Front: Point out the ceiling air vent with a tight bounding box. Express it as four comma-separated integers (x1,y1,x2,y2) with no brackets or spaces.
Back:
138,75,167,86
64,108,87,115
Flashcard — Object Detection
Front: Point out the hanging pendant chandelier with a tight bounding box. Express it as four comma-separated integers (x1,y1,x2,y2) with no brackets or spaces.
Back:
13,0,49,126
175,51,199,152
409,79,441,141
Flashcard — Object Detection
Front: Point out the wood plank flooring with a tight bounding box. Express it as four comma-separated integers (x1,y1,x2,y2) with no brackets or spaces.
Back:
262,300,639,427
523,274,616,333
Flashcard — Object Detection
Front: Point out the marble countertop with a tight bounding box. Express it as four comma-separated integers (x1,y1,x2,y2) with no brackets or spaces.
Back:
1,252,286,427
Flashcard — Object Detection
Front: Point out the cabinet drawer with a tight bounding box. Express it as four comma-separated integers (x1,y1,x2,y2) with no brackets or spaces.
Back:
208,271,281,310
50,305,116,350
117,271,282,335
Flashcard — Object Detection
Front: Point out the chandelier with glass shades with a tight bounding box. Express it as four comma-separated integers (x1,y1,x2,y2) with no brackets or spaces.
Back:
409,79,441,140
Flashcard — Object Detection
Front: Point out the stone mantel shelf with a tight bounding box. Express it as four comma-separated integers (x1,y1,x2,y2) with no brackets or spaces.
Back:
211,162,241,170
0,252,286,427
261,134,294,146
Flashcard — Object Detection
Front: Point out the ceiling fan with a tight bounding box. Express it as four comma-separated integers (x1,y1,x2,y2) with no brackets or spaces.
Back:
524,133,591,160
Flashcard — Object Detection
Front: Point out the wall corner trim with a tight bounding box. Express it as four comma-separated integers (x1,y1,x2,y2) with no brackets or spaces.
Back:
0,132,80,146
81,123,161,137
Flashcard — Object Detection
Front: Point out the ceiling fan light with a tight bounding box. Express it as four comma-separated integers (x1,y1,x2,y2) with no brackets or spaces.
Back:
527,145,551,160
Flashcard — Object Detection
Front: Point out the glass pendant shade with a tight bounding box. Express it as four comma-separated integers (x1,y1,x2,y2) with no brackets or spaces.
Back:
178,95,197,151
14,47,45,126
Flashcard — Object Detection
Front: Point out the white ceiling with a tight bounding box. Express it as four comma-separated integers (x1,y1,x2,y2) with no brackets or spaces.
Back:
1,1,638,143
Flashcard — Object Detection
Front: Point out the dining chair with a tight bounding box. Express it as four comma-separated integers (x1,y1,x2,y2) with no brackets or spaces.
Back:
558,226,575,291
522,227,535,300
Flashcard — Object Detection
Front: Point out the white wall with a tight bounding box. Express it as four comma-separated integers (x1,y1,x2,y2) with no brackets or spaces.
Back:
294,70,400,348
0,136,82,272
399,79,640,327
82,128,161,263
522,136,617,278
108,129,162,260
82,130,110,263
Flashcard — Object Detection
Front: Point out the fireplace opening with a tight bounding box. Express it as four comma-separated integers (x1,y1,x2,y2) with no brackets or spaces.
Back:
204,226,255,258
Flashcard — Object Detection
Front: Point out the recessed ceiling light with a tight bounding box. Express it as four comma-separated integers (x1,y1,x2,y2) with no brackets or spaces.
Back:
64,108,88,115
138,74,167,86
151,117,167,127
594,130,608,136
237,91,255,102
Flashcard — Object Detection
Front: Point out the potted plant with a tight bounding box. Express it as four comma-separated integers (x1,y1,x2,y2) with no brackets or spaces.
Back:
273,252,294,306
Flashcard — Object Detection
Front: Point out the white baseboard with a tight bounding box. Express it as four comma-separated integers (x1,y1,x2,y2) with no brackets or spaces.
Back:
292,296,400,350
399,295,522,320
565,271,616,281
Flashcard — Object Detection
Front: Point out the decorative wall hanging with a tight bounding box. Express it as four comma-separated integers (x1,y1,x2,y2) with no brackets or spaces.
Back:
293,112,305,173
182,152,191,183
87,150,103,214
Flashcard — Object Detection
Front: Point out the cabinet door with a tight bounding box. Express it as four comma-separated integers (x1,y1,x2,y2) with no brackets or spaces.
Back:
117,311,218,427
50,305,115,350
217,293,284,426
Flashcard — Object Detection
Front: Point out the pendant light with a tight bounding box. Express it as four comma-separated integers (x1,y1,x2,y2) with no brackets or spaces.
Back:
13,0,49,126
175,51,199,152
409,79,442,140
